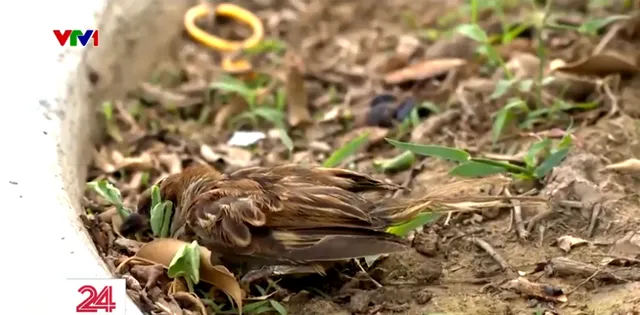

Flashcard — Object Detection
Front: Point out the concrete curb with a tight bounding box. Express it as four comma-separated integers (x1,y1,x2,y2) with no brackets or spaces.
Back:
3,1,196,313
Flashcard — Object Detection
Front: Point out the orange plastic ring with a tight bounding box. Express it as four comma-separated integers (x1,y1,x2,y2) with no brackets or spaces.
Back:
184,3,264,53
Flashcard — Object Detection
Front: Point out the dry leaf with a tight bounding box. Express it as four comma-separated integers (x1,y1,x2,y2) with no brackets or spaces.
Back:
396,35,421,58
423,35,477,60
384,58,467,84
497,38,534,60
135,239,245,314
554,51,640,76
503,277,568,303
285,51,312,127
114,237,145,253
172,292,208,315
410,110,461,143
556,235,589,252
159,153,183,175
214,95,249,132
93,148,117,173
130,264,165,290
336,126,389,148
169,278,189,295
544,73,598,101
604,158,640,172
138,82,202,109
611,231,640,256
112,215,124,238
502,53,540,80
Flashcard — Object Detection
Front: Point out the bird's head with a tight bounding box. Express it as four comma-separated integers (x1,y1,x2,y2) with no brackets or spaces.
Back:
118,164,223,238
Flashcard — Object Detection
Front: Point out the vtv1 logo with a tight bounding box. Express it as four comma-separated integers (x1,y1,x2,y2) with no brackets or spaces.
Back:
53,30,99,47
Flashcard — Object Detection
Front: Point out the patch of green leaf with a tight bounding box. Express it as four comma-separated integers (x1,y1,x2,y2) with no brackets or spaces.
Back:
244,38,287,56
86,180,131,219
578,15,629,36
386,212,441,237
148,184,174,238
386,139,470,163
492,99,528,145
385,137,571,180
456,24,488,42
373,150,416,173
210,75,294,151
168,240,200,293
324,132,369,167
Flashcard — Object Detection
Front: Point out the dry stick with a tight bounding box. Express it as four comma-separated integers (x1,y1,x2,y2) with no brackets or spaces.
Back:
453,229,512,272
565,269,603,295
354,259,382,288
471,237,512,272
587,203,602,238
505,189,529,239
602,80,620,118
537,225,545,248
593,22,623,55
505,207,514,232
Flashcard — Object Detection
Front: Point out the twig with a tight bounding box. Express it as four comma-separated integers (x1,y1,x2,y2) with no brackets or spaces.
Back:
506,207,514,232
506,188,529,239
565,269,602,295
452,228,511,272
587,203,602,238
593,22,623,55
444,212,453,226
526,209,553,233
602,80,620,118
354,259,382,288
537,225,545,248
392,159,427,198
470,237,512,272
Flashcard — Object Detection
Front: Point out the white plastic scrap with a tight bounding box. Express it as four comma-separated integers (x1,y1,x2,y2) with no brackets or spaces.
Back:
227,131,266,147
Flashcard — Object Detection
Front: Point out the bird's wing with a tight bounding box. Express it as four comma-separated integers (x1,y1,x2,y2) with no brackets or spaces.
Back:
229,164,402,193
220,228,410,266
184,165,399,250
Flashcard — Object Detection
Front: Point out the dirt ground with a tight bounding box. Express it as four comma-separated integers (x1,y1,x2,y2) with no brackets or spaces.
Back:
83,0,640,314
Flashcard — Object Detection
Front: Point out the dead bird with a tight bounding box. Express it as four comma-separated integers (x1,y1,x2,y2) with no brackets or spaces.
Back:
121,163,541,284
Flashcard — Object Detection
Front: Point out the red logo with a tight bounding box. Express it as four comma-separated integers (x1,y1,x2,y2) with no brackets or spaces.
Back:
76,285,116,313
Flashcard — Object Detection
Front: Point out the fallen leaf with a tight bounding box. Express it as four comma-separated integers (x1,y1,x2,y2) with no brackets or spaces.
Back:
497,38,534,60
556,235,589,252
410,110,461,143
285,51,312,127
544,72,598,101
172,292,207,315
213,95,249,132
502,53,541,80
158,153,183,175
93,148,117,173
384,58,467,84
138,82,202,109
395,35,421,58
423,35,477,60
611,231,640,256
554,51,640,76
168,278,189,295
337,126,389,148
503,277,568,303
135,239,245,314
604,158,640,172
130,264,165,290
114,237,144,253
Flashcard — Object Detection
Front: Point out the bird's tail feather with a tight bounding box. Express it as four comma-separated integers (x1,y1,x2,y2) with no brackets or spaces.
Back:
370,176,548,224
